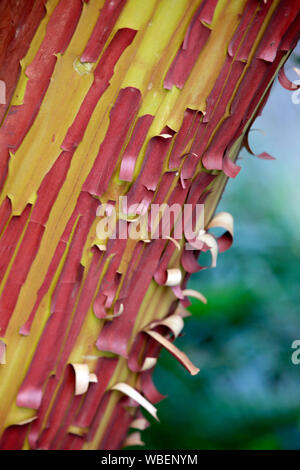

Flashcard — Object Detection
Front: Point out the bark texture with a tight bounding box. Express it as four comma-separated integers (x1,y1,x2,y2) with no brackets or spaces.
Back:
0,0,299,450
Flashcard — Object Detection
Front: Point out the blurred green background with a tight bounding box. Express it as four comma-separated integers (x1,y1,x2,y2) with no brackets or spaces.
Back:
140,48,300,450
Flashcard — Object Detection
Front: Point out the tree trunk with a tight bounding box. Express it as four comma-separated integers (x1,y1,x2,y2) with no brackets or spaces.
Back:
0,0,299,450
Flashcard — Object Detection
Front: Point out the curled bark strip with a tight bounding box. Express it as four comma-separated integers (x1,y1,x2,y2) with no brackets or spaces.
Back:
123,431,145,448
201,233,218,268
244,129,276,161
182,289,207,305
127,332,158,373
278,66,300,91
154,267,182,287
188,232,218,268
0,341,6,365
130,416,150,431
127,332,148,373
68,425,87,437
93,300,124,320
15,417,37,426
96,243,107,251
111,383,159,421
138,135,174,191
145,330,199,376
181,250,205,274
0,80,6,105
165,236,181,251
140,357,157,371
223,151,241,178
174,303,191,319
208,211,234,253
119,115,154,182
294,67,300,78
159,133,173,139
164,268,182,287
102,302,124,321
174,285,196,307
255,152,276,160
74,358,118,429
71,364,98,396
148,313,184,339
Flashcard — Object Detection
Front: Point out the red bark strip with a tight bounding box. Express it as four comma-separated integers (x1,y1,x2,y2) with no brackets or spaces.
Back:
62,28,137,151
28,376,58,449
140,368,166,404
96,239,166,357
278,66,300,91
74,357,118,428
257,0,299,62
168,109,199,170
0,204,31,285
83,87,141,197
0,423,30,450
31,150,74,225
0,0,46,122
119,114,154,181
16,196,98,409
0,221,44,334
0,0,83,189
99,397,133,450
164,0,218,90
81,0,127,63
228,0,271,62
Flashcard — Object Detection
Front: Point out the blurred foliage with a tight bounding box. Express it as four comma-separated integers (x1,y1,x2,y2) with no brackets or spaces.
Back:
142,233,300,449
137,50,300,450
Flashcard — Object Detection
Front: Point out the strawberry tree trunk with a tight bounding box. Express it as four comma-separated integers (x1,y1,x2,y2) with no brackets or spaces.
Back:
0,0,299,450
